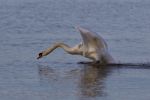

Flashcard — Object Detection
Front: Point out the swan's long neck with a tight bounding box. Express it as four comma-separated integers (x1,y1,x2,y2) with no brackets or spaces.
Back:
57,43,73,53
43,43,73,56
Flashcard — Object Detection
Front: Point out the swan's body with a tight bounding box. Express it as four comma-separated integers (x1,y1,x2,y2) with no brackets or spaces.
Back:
37,27,115,64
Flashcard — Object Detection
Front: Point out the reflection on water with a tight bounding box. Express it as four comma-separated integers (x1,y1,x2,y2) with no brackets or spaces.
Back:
79,64,110,97
37,63,150,100
38,63,115,99
38,65,57,80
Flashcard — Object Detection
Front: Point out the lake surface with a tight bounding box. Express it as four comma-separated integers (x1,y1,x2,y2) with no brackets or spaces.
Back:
1,0,150,100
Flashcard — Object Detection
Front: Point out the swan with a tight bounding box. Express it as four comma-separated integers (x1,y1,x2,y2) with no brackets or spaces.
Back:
37,27,115,64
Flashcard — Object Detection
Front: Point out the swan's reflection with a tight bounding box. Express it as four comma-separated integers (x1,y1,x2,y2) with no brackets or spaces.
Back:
37,63,113,98
38,65,58,83
79,64,112,98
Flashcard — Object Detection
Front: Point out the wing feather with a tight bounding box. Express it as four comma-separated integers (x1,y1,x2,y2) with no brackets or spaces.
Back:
77,27,107,54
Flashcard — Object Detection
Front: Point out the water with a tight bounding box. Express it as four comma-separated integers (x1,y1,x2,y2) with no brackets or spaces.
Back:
0,0,150,100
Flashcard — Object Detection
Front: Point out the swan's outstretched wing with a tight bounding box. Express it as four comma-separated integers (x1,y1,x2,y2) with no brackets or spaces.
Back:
77,27,107,54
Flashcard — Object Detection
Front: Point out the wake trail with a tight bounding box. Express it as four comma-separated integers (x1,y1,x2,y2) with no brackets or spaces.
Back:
78,62,150,68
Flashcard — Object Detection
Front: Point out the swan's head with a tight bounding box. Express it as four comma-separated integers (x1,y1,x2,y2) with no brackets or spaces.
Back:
37,50,49,59
37,52,43,59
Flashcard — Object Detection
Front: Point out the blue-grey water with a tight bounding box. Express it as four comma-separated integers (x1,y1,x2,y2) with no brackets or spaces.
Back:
1,0,150,100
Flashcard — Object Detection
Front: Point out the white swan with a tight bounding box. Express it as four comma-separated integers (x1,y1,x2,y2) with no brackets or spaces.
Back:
37,27,115,64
